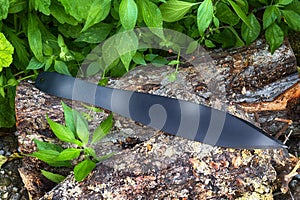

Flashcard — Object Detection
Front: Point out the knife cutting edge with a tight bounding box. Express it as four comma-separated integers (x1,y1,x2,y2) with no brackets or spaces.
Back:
35,72,286,149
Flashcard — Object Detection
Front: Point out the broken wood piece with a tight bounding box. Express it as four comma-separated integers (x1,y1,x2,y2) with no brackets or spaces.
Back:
239,81,300,112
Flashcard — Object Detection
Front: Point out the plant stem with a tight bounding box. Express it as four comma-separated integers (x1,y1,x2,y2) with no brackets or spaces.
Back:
17,74,36,82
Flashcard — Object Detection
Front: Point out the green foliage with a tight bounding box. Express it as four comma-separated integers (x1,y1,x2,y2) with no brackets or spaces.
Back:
0,69,16,127
119,0,138,30
91,114,113,144
0,0,9,20
241,13,261,45
41,170,66,183
29,101,114,182
160,0,199,22
265,23,284,53
82,0,111,32
197,0,214,36
0,0,300,128
0,32,14,72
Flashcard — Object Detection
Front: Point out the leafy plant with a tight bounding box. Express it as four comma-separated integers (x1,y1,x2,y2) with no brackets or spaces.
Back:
29,101,114,182
0,0,300,128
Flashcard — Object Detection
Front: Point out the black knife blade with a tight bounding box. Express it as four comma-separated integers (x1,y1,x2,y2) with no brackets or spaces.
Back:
35,72,286,149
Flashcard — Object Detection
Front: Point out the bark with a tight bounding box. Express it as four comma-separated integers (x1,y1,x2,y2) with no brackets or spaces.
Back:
16,39,299,199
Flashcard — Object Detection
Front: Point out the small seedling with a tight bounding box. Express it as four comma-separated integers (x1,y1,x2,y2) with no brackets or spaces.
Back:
167,50,181,82
29,101,114,182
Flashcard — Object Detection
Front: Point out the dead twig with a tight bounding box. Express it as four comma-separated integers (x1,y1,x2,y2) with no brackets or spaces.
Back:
274,118,293,139
283,130,293,144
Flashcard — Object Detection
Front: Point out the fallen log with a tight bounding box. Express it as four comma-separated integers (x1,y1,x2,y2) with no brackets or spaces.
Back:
16,39,299,199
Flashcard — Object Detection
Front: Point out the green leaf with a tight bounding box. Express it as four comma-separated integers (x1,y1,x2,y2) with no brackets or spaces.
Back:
120,53,132,71
8,0,27,14
0,75,4,97
0,155,8,168
86,61,101,76
101,37,118,68
33,139,64,152
263,6,281,30
0,0,9,20
47,160,72,167
62,101,89,144
44,57,53,71
265,23,284,53
54,60,71,76
82,0,111,32
31,149,72,166
47,116,82,146
144,54,169,66
228,26,245,47
41,170,65,183
28,13,44,62
185,40,198,54
204,39,216,48
7,78,18,86
151,56,168,67
236,0,248,14
213,16,220,28
0,74,4,86
57,35,74,62
43,42,54,56
91,114,113,144
56,148,82,161
285,0,300,15
74,159,96,182
82,103,103,113
215,2,240,26
96,152,114,162
197,0,214,36
3,26,29,69
145,54,158,61
76,23,113,44
282,10,300,31
50,2,78,25
84,147,98,160
31,149,60,163
120,0,138,30
227,0,252,28
32,0,51,15
61,101,76,133
276,0,293,6
132,52,146,65
59,24,82,39
74,111,89,145
58,0,94,21
0,78,15,127
168,60,180,65
140,0,164,38
26,57,44,70
241,13,261,45
212,28,236,48
0,87,4,98
0,32,14,72
114,31,138,71
160,0,198,22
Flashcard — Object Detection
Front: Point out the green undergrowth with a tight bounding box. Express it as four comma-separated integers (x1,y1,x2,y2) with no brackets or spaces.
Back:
29,101,114,182
1,0,300,128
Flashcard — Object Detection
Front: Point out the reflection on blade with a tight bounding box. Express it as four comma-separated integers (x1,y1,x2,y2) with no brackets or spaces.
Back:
35,72,286,149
